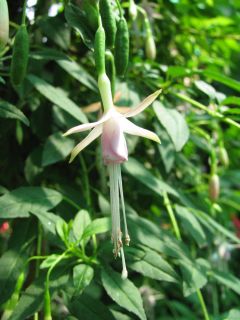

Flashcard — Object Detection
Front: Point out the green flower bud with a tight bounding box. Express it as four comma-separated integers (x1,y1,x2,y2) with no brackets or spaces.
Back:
145,34,156,60
0,0,9,50
219,147,229,167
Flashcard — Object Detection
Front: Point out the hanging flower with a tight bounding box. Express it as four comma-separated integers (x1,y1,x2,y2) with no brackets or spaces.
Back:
64,74,161,278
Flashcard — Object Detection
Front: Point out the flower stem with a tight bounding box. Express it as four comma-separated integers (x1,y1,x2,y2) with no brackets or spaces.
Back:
196,289,211,320
163,192,210,320
174,92,240,130
163,192,181,240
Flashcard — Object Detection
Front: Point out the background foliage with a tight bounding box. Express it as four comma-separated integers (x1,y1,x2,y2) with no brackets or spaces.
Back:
0,0,240,319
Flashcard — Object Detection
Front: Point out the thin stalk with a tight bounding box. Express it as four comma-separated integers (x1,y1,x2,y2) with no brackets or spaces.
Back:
34,222,43,320
163,192,210,320
196,289,211,320
174,92,240,130
163,192,181,241
115,0,123,17
22,0,27,25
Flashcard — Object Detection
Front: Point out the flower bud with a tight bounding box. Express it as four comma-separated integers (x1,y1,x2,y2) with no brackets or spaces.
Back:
0,0,9,50
209,174,220,201
129,0,137,21
145,34,156,60
219,147,229,167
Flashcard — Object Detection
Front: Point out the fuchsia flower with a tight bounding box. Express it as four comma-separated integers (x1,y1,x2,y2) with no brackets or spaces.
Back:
64,74,161,278
64,92,161,164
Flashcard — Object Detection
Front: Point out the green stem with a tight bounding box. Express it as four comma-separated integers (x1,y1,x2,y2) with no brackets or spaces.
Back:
22,0,27,25
174,92,240,129
62,195,81,210
34,222,43,320
36,222,43,277
115,0,123,17
196,289,211,320
163,192,181,241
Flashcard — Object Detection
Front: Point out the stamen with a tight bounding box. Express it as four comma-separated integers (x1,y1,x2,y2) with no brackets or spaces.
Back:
120,247,128,279
117,165,130,245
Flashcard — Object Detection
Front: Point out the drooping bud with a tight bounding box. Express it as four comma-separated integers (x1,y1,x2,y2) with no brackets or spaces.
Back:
0,0,9,51
219,147,229,167
209,174,220,201
144,18,156,60
145,34,156,60
129,0,137,21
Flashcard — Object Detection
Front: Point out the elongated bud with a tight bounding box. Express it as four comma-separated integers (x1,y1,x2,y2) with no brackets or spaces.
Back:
94,25,106,76
98,73,114,112
10,25,29,86
44,288,52,320
0,0,9,50
129,0,137,21
105,50,116,95
219,147,229,167
146,34,156,60
144,18,156,60
115,17,129,77
209,174,220,201
99,0,117,48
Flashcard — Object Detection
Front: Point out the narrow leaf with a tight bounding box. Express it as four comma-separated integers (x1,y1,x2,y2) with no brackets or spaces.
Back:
101,268,146,320
28,74,88,123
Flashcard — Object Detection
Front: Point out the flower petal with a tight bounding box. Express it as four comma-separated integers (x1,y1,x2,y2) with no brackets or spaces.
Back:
122,117,160,143
63,109,112,136
124,89,162,118
102,116,128,164
69,125,102,163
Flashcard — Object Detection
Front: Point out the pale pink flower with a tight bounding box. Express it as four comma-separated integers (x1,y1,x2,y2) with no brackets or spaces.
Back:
64,83,161,278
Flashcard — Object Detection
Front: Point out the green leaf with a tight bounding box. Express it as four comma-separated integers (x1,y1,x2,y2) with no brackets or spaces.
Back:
203,69,240,92
57,60,98,92
69,293,115,320
127,247,178,283
65,4,94,50
179,259,207,296
72,210,91,241
128,215,189,260
31,210,65,239
0,100,29,126
211,270,240,295
189,208,240,245
221,96,240,106
175,205,207,247
224,309,240,320
101,268,147,320
153,101,189,151
154,123,175,173
81,217,110,240
40,254,61,269
30,48,70,61
28,74,88,123
123,157,179,198
195,80,216,99
0,220,31,305
167,66,190,79
38,16,70,50
73,264,94,295
42,132,75,166
0,187,62,218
